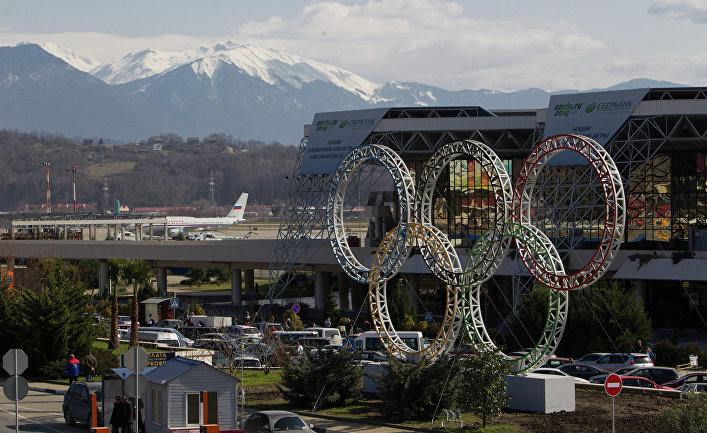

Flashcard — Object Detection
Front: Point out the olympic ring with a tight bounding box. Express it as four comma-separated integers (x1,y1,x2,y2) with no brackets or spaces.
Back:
326,135,625,368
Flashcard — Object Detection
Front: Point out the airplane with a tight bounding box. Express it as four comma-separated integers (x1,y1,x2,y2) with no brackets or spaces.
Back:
141,193,248,238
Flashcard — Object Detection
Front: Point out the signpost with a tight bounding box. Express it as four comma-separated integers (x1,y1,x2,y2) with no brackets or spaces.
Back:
291,303,300,314
126,346,149,433
3,349,28,433
604,373,622,433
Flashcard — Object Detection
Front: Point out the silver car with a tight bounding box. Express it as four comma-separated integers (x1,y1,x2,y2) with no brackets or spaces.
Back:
244,410,315,432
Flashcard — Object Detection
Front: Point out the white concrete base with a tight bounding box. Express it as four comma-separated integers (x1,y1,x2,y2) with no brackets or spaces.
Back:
506,373,575,413
362,362,386,393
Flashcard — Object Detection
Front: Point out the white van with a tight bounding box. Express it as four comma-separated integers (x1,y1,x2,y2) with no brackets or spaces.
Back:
139,326,194,347
354,331,424,362
224,325,262,340
136,329,181,347
303,327,342,345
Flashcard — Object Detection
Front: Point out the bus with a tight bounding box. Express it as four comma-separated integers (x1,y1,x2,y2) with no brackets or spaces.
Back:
353,331,424,361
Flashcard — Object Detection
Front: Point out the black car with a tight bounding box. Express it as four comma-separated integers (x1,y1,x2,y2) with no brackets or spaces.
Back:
62,381,103,426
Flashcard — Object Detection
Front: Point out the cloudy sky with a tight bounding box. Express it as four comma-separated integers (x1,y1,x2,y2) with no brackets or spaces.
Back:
1,0,706,91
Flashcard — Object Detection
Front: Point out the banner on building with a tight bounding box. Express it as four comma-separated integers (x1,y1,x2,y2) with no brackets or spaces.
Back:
299,108,388,175
544,88,649,165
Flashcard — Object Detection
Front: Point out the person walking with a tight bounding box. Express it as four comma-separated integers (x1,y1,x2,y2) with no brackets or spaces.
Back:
65,354,80,384
324,317,332,328
296,341,304,356
109,395,123,433
85,351,97,382
145,314,154,325
119,395,133,433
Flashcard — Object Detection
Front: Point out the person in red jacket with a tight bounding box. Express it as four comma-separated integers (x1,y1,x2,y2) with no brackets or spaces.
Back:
64,354,80,384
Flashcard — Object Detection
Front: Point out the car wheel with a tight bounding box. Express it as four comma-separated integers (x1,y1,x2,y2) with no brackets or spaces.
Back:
64,407,75,426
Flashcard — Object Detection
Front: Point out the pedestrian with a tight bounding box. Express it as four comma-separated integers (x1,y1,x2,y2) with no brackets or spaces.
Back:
324,317,331,328
145,314,154,325
85,350,97,382
296,341,304,356
647,346,656,362
65,354,80,384
119,395,133,433
633,339,643,353
245,311,251,324
132,396,145,433
109,395,122,433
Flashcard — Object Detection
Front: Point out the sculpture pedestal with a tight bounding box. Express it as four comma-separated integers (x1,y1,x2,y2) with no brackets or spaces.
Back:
506,373,575,413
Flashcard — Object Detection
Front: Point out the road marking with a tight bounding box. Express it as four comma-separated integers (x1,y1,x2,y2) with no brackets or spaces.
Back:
0,406,67,432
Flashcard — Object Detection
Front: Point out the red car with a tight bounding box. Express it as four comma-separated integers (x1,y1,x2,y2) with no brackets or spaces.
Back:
621,376,671,390
663,372,707,389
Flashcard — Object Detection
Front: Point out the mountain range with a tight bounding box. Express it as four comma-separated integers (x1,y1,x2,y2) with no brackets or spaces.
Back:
0,42,684,145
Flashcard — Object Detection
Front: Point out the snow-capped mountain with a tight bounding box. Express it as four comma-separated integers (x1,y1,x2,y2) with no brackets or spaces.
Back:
0,42,685,144
40,42,101,73
95,41,379,101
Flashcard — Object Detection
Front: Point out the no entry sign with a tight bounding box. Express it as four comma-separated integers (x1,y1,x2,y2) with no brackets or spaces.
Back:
605,373,622,397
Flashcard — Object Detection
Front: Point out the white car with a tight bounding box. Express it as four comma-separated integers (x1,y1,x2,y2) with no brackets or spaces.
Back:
531,367,590,384
595,353,653,373
575,352,610,365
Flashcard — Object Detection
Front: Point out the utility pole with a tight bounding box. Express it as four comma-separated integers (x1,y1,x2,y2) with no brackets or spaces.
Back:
43,162,51,214
67,166,80,214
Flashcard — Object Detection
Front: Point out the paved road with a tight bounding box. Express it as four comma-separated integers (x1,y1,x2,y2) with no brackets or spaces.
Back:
0,381,427,433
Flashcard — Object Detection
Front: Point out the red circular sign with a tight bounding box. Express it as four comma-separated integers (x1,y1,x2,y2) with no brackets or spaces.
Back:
604,373,622,397
291,303,300,314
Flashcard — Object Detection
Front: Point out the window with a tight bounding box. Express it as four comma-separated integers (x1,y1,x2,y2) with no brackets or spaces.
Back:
151,389,162,425
186,393,200,426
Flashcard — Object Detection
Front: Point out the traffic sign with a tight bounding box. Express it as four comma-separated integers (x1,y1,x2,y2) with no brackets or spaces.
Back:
424,312,433,322
605,373,622,397
170,298,179,309
125,373,147,397
3,349,28,376
125,347,149,372
3,375,28,401
292,303,300,314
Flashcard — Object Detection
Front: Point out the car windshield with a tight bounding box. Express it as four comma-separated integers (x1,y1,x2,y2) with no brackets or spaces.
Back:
272,415,307,431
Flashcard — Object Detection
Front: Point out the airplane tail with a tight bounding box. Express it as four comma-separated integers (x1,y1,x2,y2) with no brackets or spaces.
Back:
226,193,248,220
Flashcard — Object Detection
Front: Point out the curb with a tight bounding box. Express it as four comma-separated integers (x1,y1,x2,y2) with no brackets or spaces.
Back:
29,385,66,395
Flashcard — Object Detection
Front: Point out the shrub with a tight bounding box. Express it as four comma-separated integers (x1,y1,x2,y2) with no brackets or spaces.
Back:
456,349,512,428
658,394,707,432
39,358,67,379
278,348,362,409
376,355,460,420
92,347,120,372
653,340,702,367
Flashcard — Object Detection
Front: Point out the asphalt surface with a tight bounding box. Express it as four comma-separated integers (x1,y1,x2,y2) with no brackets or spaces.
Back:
0,378,433,432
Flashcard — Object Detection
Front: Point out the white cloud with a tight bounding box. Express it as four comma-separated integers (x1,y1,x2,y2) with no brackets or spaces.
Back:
649,0,707,23
235,0,612,91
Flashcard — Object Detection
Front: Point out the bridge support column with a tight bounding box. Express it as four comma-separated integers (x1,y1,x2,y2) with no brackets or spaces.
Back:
6,256,14,271
163,223,168,241
157,267,167,297
149,224,154,241
113,224,119,240
315,271,330,310
338,272,350,310
351,282,366,312
245,269,255,311
98,260,108,297
231,269,243,306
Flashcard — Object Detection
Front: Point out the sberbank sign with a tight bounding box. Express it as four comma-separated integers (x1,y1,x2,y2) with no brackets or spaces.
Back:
554,100,634,117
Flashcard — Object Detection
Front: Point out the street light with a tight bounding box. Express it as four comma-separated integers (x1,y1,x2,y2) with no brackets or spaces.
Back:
67,166,80,214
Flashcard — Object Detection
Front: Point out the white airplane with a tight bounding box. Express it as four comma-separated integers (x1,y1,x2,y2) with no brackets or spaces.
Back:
143,193,248,237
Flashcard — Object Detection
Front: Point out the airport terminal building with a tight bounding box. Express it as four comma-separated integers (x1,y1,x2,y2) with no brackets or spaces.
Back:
275,87,707,329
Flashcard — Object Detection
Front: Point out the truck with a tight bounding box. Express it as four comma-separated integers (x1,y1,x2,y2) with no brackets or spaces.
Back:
188,315,231,328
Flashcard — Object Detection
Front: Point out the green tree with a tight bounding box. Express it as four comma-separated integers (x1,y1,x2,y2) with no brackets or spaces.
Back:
119,260,153,346
376,355,460,420
0,280,17,357
387,277,417,329
12,259,97,376
456,349,511,428
278,348,362,409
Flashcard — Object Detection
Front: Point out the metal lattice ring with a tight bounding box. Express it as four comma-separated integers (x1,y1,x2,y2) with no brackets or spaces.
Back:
368,222,463,361
326,144,416,284
512,134,626,290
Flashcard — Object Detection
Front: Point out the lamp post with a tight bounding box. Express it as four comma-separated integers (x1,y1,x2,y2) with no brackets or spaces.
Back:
67,166,80,214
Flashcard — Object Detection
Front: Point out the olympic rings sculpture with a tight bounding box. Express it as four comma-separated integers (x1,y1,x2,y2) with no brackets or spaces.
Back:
326,135,625,370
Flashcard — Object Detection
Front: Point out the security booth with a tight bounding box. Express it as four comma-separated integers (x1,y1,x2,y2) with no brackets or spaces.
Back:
102,367,156,429
143,356,241,433
141,297,177,323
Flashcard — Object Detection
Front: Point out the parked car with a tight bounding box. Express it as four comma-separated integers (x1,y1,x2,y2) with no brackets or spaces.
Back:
450,343,475,356
595,353,653,372
244,410,315,433
588,366,642,384
621,376,671,390
138,326,194,347
62,381,102,426
531,367,590,384
622,367,679,385
224,324,262,340
193,333,237,350
155,319,182,328
663,372,707,389
556,363,605,380
542,357,574,368
575,352,610,365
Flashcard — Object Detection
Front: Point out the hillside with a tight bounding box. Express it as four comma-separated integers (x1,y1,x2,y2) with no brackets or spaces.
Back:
0,130,297,212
